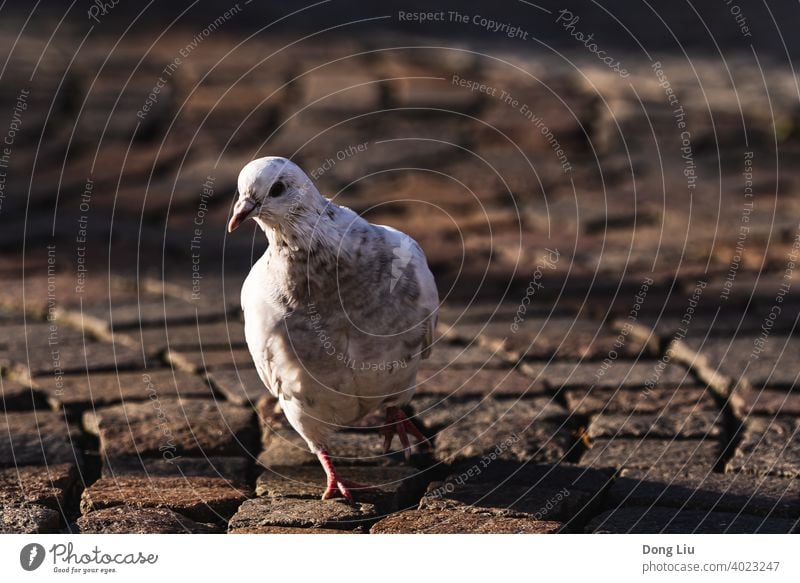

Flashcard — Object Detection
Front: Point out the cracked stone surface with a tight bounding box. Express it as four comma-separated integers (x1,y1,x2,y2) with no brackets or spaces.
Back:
207,369,267,405
586,410,724,440
81,476,250,523
75,506,217,533
83,398,257,460
684,337,800,390
228,497,380,532
0,463,79,510
35,369,213,414
0,504,62,533
114,321,246,358
580,438,725,473
59,298,233,333
256,465,424,513
741,388,800,417
416,396,574,465
167,348,255,372
101,456,251,482
565,385,718,416
726,417,800,478
420,480,588,523
415,367,541,397
1,340,146,379
370,509,562,533
521,361,689,390
0,411,82,467
259,428,408,467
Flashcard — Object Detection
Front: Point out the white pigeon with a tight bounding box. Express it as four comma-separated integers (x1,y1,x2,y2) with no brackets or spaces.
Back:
228,156,439,500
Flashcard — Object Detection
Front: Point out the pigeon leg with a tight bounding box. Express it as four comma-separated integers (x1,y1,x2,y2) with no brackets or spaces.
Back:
316,450,378,501
382,406,428,460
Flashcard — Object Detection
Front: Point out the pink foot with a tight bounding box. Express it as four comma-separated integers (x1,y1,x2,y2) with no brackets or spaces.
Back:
316,451,380,501
382,406,428,460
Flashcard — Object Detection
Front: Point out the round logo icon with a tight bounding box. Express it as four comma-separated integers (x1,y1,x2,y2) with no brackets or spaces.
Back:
20,543,46,571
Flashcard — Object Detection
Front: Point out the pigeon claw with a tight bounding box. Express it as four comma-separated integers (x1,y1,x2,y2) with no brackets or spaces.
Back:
316,450,380,502
382,406,428,460
322,480,353,501
322,479,380,501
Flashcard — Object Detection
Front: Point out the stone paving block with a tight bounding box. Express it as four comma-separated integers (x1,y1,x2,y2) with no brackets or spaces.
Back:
580,439,725,473
35,369,213,414
565,385,718,416
81,476,250,523
0,463,78,510
415,366,541,397
114,321,246,358
207,368,267,405
101,456,250,483
636,312,736,338
0,378,46,410
434,420,573,467
420,479,586,523
166,347,254,372
370,509,562,533
83,399,257,460
75,506,217,533
421,397,574,465
0,504,61,533
139,275,242,311
0,411,81,467
521,360,689,390
437,299,592,332
684,336,800,389
422,342,509,370
740,387,800,417
436,303,538,332
58,297,234,334
1,340,146,379
227,497,378,532
415,394,568,430
726,417,800,478
0,321,88,349
610,468,800,518
436,319,513,345
228,524,349,534
446,461,614,499
259,429,406,467
587,410,724,440
585,505,797,533
489,318,649,361
256,465,423,512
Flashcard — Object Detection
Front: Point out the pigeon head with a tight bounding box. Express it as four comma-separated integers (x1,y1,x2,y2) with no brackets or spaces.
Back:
228,156,319,232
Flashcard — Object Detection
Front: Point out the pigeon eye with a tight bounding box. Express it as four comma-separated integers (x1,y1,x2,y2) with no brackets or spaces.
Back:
268,181,287,198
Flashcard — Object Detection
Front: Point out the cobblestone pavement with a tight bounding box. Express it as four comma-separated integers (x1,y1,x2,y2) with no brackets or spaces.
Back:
1,28,800,533
1,273,798,533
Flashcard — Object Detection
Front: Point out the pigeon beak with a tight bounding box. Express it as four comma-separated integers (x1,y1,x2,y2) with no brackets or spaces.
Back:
227,197,257,232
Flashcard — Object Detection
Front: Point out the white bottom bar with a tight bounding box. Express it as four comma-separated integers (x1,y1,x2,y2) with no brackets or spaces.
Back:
1,534,796,582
